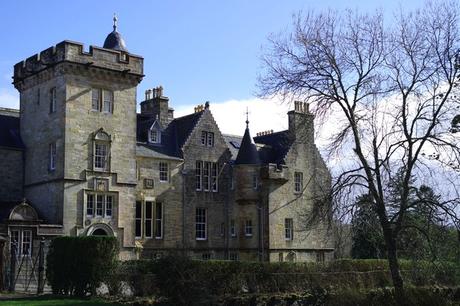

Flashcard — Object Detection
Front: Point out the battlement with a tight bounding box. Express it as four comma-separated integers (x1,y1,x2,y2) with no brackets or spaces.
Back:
13,40,143,83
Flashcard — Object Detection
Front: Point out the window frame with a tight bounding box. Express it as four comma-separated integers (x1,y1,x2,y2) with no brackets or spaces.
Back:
285,218,294,241
211,163,218,192
135,201,142,238
230,219,236,237
203,162,210,191
195,161,202,191
92,88,114,113
10,229,33,257
144,201,153,238
244,219,253,237
294,172,303,194
86,193,114,219
49,87,56,113
195,208,207,240
155,202,163,239
159,162,169,182
49,142,56,171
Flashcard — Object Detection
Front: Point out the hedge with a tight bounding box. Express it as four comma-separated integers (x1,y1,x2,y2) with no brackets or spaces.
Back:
46,236,119,296
108,256,460,304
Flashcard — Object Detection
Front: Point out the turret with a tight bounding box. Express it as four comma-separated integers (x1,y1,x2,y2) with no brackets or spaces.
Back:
234,114,261,202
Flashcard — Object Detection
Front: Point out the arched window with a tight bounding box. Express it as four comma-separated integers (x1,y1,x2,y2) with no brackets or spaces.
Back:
93,129,111,172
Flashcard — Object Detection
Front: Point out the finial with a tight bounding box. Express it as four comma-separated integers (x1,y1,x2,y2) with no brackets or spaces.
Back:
245,107,249,128
113,13,118,31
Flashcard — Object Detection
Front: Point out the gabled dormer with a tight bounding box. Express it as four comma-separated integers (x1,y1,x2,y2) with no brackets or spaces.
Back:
148,119,162,145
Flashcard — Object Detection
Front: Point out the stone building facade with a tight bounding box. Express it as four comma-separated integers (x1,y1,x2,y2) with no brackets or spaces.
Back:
0,22,333,262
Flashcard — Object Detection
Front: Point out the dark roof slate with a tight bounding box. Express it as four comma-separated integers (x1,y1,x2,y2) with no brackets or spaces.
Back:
136,111,204,158
0,114,24,149
254,130,294,164
103,30,128,52
235,127,260,165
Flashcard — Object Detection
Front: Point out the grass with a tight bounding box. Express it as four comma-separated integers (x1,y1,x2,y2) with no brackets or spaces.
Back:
0,295,123,306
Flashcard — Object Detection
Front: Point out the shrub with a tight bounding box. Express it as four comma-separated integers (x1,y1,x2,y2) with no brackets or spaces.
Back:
46,236,119,296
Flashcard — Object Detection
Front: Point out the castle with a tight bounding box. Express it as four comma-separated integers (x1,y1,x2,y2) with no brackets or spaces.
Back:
0,19,333,262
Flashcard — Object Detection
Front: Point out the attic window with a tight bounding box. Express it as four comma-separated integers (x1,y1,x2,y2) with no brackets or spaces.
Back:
229,141,240,149
149,128,161,144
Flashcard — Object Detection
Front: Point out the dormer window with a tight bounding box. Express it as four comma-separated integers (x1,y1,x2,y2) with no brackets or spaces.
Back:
148,121,162,144
149,128,161,144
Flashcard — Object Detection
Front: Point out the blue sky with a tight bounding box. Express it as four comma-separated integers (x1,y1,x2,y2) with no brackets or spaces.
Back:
0,0,423,133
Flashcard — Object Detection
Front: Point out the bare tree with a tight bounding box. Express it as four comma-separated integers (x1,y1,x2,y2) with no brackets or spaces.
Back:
258,1,460,301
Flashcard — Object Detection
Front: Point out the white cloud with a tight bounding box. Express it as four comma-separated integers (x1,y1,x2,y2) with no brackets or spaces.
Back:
175,97,291,136
0,88,19,109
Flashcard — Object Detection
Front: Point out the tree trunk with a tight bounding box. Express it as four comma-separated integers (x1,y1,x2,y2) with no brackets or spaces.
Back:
383,227,405,304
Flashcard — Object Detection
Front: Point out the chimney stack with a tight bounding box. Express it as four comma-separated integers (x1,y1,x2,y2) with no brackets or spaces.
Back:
140,86,174,126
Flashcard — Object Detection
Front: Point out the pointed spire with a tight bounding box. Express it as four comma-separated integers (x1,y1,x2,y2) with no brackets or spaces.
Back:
113,13,118,31
245,107,249,128
235,112,260,165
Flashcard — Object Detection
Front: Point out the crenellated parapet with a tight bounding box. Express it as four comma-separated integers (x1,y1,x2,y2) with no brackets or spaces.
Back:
13,40,143,86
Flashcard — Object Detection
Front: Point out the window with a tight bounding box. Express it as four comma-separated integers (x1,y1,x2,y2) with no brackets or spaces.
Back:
155,202,163,239
135,201,163,240
245,219,253,237
220,222,225,237
87,194,94,216
294,172,303,193
49,87,56,113
145,201,153,238
92,88,114,113
159,162,169,182
49,142,56,171
195,161,202,191
252,174,258,190
196,208,207,240
96,195,104,216
196,161,218,193
316,252,325,263
93,130,111,172
10,230,32,257
149,129,161,144
285,218,293,241
203,162,210,191
135,201,142,238
94,143,108,171
87,194,113,218
230,219,236,237
201,131,214,147
92,88,100,110
202,253,211,260
207,132,214,147
106,196,113,217
103,90,113,113
211,163,218,192
22,230,32,256
201,131,207,145
229,252,239,261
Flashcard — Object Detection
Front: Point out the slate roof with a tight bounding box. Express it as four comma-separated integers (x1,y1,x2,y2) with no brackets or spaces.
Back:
136,111,204,158
223,134,243,161
137,110,294,165
0,201,18,222
235,127,260,165
103,30,128,52
253,130,294,165
0,114,24,149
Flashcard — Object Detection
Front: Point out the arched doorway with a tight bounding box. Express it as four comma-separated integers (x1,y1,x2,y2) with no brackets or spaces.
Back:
86,223,114,237
91,228,108,236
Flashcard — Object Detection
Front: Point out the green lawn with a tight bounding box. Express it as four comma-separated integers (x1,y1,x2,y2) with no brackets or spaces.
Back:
0,296,123,306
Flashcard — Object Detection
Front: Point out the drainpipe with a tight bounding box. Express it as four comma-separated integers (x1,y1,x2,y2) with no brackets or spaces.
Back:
181,166,187,255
